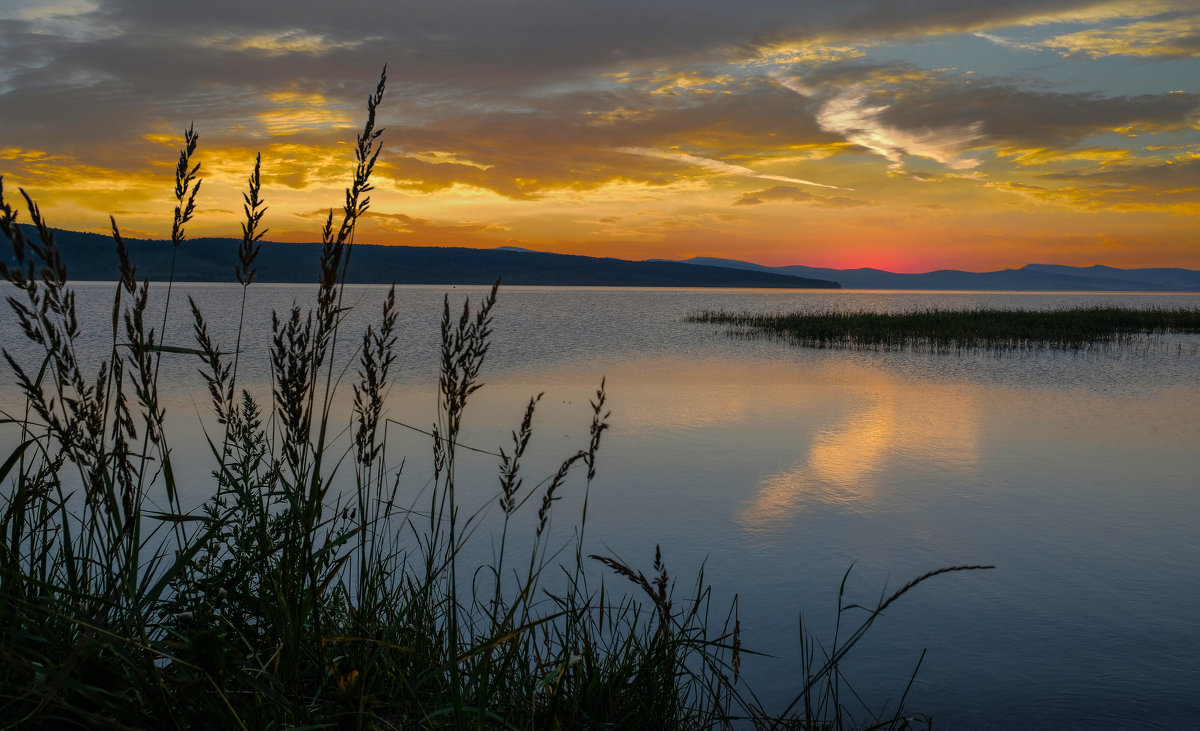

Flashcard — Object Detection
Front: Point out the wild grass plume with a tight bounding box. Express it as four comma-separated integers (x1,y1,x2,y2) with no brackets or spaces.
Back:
0,69,989,729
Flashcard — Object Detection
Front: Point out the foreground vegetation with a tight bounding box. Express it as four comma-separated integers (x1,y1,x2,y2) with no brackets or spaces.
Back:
688,306,1200,351
0,70,989,729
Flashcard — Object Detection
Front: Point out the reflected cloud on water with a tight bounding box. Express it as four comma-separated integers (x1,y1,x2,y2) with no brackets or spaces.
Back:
740,369,980,528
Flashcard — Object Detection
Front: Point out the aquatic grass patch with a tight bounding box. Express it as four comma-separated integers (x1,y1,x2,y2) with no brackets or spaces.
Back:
688,306,1200,351
0,70,991,729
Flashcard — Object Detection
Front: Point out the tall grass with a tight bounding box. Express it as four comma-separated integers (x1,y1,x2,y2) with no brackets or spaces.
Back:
689,307,1200,352
0,69,989,729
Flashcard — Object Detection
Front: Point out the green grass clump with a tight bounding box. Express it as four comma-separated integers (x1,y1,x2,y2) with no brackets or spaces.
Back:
0,69,989,729
689,306,1200,351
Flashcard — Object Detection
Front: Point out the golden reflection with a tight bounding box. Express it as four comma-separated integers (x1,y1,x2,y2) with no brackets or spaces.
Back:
808,392,896,490
740,377,979,528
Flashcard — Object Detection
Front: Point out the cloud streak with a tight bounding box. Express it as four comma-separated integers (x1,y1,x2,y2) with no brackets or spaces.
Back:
733,185,870,207
615,147,849,189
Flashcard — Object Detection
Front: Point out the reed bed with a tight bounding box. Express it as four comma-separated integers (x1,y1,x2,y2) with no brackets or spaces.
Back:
688,306,1200,352
0,69,989,729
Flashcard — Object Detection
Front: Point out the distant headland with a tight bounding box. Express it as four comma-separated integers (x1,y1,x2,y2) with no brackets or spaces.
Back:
17,229,838,289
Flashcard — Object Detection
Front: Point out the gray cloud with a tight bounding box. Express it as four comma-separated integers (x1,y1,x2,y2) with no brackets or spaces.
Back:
2,0,1195,201
1041,157,1200,185
781,62,1200,156
983,158,1200,210
880,85,1200,148
0,0,1135,119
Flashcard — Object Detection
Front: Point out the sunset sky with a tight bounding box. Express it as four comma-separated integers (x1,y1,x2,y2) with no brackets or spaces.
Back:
1,0,1197,271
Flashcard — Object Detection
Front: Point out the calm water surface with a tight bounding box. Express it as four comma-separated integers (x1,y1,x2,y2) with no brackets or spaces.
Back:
3,283,1198,729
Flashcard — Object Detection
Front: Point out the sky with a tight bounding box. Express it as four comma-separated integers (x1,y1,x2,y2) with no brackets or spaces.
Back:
1,0,1197,272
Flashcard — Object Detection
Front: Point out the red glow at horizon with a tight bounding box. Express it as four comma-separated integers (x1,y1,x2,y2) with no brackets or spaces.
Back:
758,248,943,274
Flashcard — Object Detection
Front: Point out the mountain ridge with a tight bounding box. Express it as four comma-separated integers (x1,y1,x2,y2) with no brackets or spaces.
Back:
7,228,1196,290
4,229,840,289
677,257,1200,291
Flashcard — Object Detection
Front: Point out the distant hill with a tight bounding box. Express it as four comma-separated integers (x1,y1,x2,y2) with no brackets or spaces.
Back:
5,229,840,289
11,228,1194,290
678,257,1200,292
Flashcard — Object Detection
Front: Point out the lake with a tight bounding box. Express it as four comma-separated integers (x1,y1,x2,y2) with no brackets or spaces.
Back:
3,282,1198,729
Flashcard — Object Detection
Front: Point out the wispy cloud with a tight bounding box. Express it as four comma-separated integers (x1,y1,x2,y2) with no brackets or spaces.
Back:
974,13,1200,59
733,185,870,207
1038,15,1200,59
197,29,379,56
1,0,120,41
778,77,983,172
615,147,849,189
972,32,1030,51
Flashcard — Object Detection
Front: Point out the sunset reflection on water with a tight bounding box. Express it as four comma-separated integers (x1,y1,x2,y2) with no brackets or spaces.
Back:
740,369,980,526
